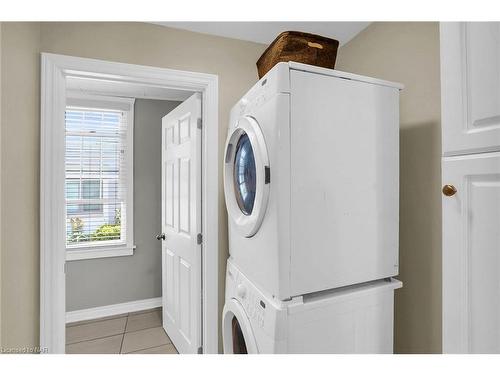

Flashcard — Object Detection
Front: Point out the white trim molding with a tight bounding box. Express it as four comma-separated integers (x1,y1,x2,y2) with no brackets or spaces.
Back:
41,53,219,354
66,246,135,261
66,297,162,324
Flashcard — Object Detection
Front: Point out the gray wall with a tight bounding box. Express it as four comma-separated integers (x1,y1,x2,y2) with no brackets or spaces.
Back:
66,99,181,311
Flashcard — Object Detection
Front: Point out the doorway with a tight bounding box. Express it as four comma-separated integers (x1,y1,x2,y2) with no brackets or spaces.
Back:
40,53,219,354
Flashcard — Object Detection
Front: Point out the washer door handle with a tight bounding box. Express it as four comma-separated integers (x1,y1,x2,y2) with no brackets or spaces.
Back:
265,166,270,184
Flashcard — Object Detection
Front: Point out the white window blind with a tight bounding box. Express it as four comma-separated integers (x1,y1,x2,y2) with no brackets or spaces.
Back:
65,105,130,249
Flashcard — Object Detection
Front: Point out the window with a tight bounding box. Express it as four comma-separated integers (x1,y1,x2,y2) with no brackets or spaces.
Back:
65,95,134,259
66,179,103,215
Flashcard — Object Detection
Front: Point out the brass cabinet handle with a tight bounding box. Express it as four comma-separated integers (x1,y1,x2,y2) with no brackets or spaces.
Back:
442,184,457,196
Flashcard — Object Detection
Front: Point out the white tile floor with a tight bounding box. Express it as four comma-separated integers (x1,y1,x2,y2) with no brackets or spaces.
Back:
66,308,178,354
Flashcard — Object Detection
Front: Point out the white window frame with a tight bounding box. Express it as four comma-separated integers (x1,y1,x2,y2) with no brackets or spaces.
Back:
40,53,219,354
64,94,135,261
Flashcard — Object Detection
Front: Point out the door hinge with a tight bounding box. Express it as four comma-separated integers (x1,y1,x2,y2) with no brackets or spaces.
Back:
64,262,67,274
197,233,203,245
197,118,202,129
197,346,203,354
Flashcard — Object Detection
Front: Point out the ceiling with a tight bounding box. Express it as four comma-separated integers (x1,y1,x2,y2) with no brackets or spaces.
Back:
154,22,371,46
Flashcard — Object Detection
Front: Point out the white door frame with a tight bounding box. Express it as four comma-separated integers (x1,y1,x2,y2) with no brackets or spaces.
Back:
40,53,219,353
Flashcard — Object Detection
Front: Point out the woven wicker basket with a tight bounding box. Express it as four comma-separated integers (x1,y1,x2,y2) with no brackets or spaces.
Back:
256,31,340,78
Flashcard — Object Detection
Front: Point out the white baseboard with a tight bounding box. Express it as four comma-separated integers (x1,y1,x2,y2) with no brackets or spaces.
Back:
66,297,162,323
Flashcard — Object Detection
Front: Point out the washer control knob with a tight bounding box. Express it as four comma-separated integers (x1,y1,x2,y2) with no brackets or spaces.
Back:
237,284,247,299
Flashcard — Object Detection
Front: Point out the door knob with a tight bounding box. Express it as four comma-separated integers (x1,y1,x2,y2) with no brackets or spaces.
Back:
156,233,166,241
442,184,457,197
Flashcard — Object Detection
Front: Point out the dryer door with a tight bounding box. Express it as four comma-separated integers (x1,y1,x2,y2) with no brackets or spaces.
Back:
224,116,270,237
222,298,258,354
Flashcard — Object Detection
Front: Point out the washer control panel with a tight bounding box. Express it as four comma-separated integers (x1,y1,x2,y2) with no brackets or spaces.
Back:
228,62,290,128
235,84,270,121
229,265,266,329
240,285,265,328
236,283,247,298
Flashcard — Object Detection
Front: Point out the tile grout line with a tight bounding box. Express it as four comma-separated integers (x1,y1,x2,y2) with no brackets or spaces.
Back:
66,314,129,328
120,326,173,353
66,324,160,346
123,309,163,333
119,313,129,354
124,324,163,334
66,309,161,329
67,309,160,329
66,333,124,347
65,308,167,354
65,311,157,344
124,342,177,354
66,317,128,346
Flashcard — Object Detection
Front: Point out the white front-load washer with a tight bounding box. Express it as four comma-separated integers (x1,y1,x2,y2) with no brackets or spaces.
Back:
222,259,402,354
223,62,403,300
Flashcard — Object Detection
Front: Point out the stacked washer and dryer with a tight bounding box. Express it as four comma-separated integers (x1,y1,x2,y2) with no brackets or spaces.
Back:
222,62,403,354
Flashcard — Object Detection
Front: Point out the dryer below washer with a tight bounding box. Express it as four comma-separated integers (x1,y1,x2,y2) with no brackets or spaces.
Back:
222,259,402,354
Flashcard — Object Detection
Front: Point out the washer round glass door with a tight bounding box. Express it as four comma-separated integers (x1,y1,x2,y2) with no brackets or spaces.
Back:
224,116,270,237
222,298,258,354
234,133,257,215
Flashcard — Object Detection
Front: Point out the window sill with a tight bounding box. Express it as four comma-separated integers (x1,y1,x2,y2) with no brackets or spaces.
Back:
66,245,136,261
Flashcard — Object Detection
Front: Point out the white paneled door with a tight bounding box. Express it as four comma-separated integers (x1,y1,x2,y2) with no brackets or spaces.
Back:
441,22,500,353
441,22,500,156
160,93,202,354
442,153,500,353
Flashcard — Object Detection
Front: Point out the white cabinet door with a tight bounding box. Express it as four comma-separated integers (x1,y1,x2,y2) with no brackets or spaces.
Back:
161,93,202,354
440,22,500,156
442,152,500,353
